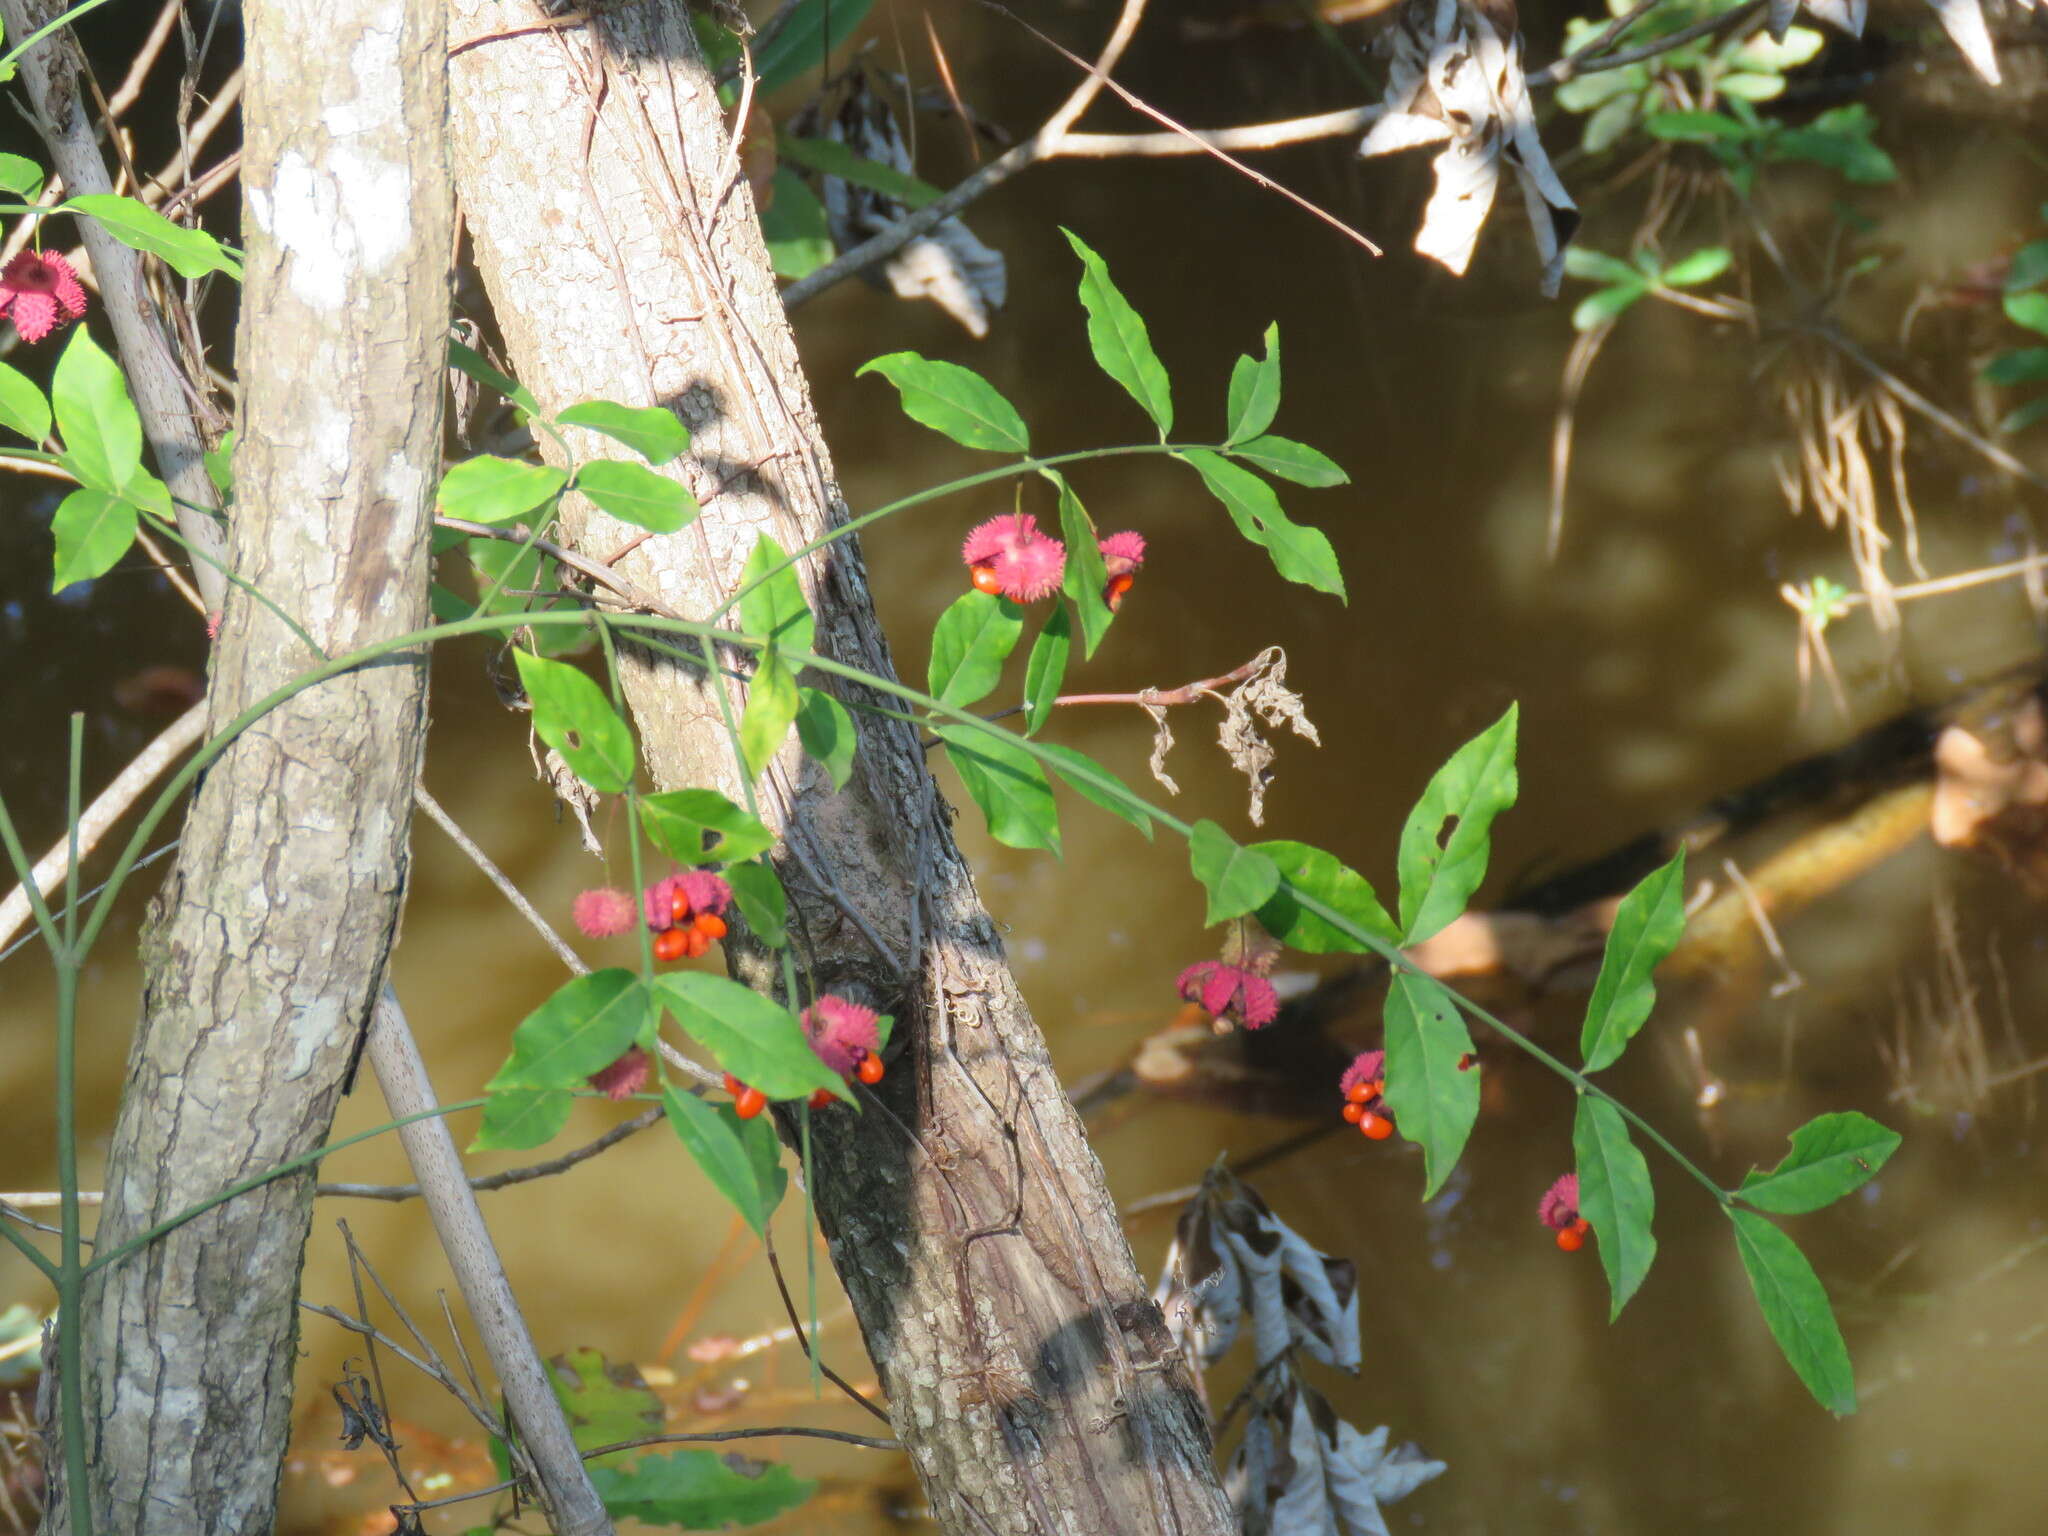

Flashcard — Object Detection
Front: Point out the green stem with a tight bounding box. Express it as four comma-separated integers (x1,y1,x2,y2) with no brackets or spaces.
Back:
140,508,325,659
0,0,125,73
56,715,91,1535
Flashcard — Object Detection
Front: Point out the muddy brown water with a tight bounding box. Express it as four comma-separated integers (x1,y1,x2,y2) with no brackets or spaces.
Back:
5,4,2048,1531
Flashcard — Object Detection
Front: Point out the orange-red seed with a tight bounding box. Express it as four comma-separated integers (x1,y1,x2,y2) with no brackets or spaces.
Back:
734,1086,767,1119
694,911,728,939
1359,1112,1393,1141
1341,1102,1367,1124
970,565,1003,595
1556,1226,1584,1253
653,927,688,962
857,1053,885,1086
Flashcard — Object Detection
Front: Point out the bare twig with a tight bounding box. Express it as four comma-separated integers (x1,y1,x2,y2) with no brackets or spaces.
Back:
761,1226,892,1424
414,784,587,973
317,1106,663,1200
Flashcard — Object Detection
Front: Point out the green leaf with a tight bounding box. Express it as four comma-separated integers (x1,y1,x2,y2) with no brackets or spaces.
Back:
2006,239,2048,294
665,1087,778,1234
1771,106,1895,185
548,1347,662,1459
1181,449,1344,598
0,360,50,442
1572,282,1647,332
641,789,777,865
487,970,652,1091
203,429,235,496
468,538,586,656
2000,396,2048,434
724,861,788,949
1037,742,1154,839
654,973,846,1102
753,0,876,94
1579,849,1688,1072
937,722,1061,855
573,458,697,533
1219,435,1349,493
1062,228,1173,436
738,534,816,654
1574,1096,1657,1320
587,1449,815,1529
856,351,1029,452
1187,819,1280,925
794,687,857,791
1225,323,1281,446
739,647,800,778
1716,71,1787,102
1381,970,1478,1199
1582,94,1641,154
512,650,637,794
1249,839,1399,951
1984,347,2048,386
0,153,43,198
49,489,136,592
1738,1111,1902,1215
1396,704,1519,945
449,338,541,418
778,130,942,207
470,1088,573,1152
928,589,1023,707
1660,247,1733,287
52,328,141,493
1563,248,1642,286
556,399,691,465
2004,291,2048,339
760,167,833,280
1645,110,1751,143
1054,473,1115,658
437,454,568,525
1730,26,1825,71
1022,604,1070,736
65,193,240,279
1726,1208,1857,1414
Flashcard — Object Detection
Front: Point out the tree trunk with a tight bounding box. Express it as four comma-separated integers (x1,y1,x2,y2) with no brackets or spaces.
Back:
49,3,449,1530
444,5,1234,1532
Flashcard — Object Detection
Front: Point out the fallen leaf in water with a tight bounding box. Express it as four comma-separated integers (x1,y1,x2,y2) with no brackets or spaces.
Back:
1932,696,2048,885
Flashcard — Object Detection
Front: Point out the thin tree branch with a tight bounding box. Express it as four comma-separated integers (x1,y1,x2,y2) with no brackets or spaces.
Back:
761,1226,892,1425
317,1105,663,1200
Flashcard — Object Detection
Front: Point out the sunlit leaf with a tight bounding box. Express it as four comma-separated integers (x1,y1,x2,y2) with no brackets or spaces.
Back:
1579,849,1687,1072
1022,604,1070,735
1181,449,1344,598
52,328,141,493
486,970,651,1092
1250,839,1399,951
937,722,1061,855
1564,248,1641,286
1054,472,1115,658
1395,703,1518,945
2004,291,2048,339
1574,1096,1657,1320
640,788,776,865
761,167,832,279
512,650,636,794
654,973,846,1102
0,359,51,442
65,193,240,279
1188,819,1280,925
1226,433,1349,487
555,399,690,464
857,351,1030,452
1726,1207,1857,1415
1738,1112,1901,1215
437,454,568,525
1225,323,1281,446
1572,282,1647,332
928,589,1022,707
777,131,942,208
0,153,43,199
573,459,696,534
739,647,800,777
1062,228,1173,437
1660,247,1733,287
1382,969,1478,1199
49,489,136,592
587,1449,815,1528
1037,741,1153,839
739,534,816,654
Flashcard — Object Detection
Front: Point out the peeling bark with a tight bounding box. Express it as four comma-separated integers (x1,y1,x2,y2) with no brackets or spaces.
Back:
47,3,450,1530
444,5,1234,1532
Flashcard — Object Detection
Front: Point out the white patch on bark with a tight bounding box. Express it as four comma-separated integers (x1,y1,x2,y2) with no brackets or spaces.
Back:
262,149,412,310
285,995,344,1079
324,17,405,137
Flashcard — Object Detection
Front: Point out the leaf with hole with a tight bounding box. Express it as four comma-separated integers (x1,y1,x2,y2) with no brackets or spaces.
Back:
1396,704,1518,945
641,789,776,866
1225,323,1281,446
858,351,1029,452
1738,1112,1901,1215
513,650,636,793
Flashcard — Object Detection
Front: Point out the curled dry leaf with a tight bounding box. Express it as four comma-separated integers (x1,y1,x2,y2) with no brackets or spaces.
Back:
1218,647,1320,825
1932,694,2048,888
1141,694,1182,796
1360,0,1579,296
540,746,606,856
1229,1361,1446,1536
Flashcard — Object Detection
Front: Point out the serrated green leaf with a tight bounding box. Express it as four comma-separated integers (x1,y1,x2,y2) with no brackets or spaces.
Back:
1738,1112,1901,1214
437,454,568,524
1037,741,1154,839
1726,1208,1857,1414
654,973,846,1102
753,0,876,93
777,131,943,208
1574,1096,1657,1320
448,339,541,418
1062,228,1173,436
487,970,651,1092
1382,970,1478,1199
739,534,816,654
470,1088,573,1152
1022,604,1070,735
1225,323,1281,446
641,788,777,866
938,722,1061,855
795,687,857,791
665,1087,778,1234
572,458,696,533
587,1449,815,1529
761,167,833,279
512,650,636,793
556,399,690,464
857,351,1028,452
1181,449,1344,598
1223,433,1349,488
52,328,141,493
724,861,788,949
1580,849,1688,1072
1054,472,1115,658
548,1347,662,1459
49,489,136,592
1396,704,1519,944
1187,819,1280,925
0,359,50,442
2004,291,2048,339
740,647,800,777
65,193,239,279
1250,839,1399,951
928,589,1022,707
